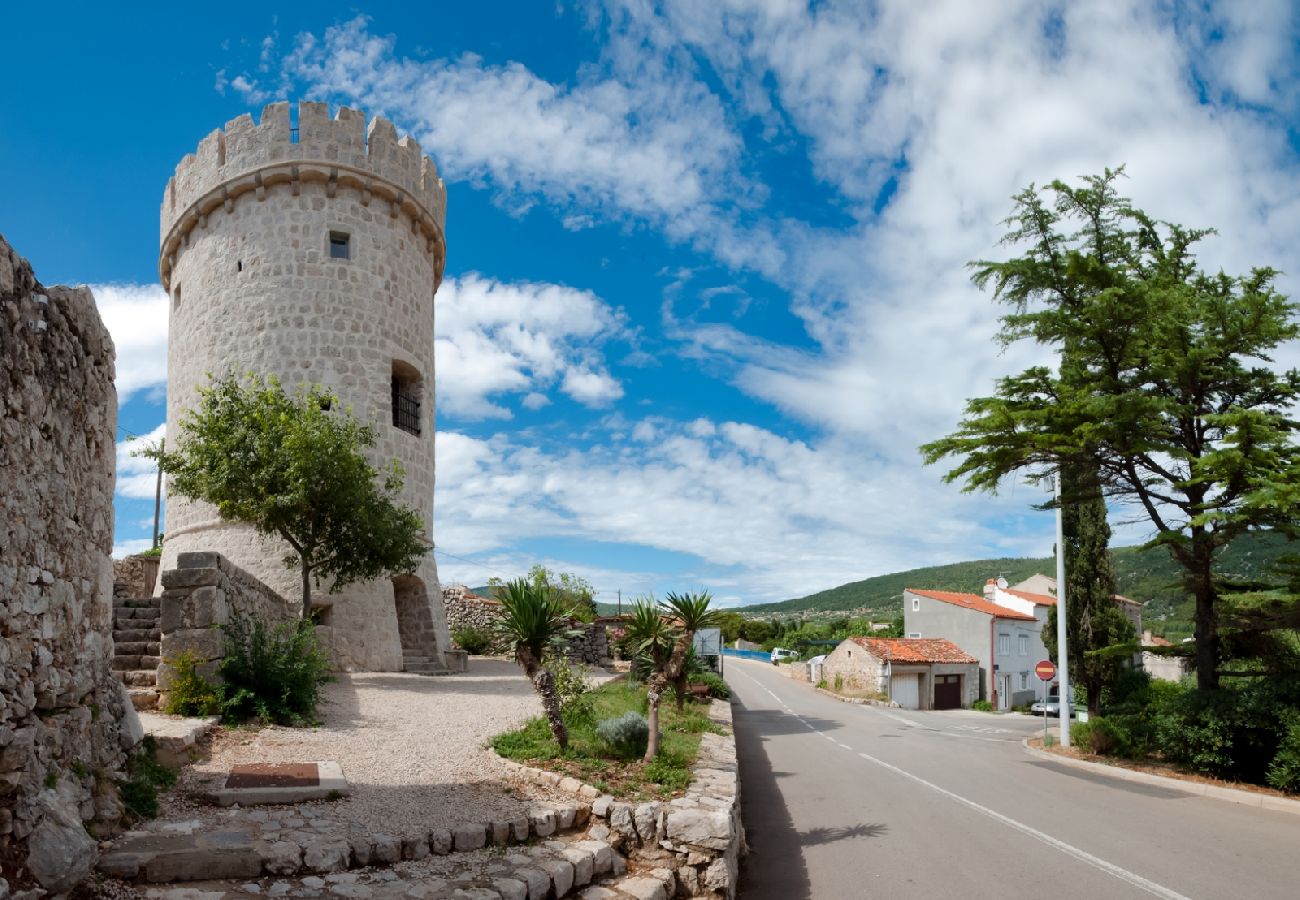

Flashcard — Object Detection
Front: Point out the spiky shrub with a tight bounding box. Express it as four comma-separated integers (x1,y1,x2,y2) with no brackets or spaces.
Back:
692,671,730,700
661,591,717,712
494,578,576,750
452,625,497,655
596,711,651,759
219,614,331,726
624,600,677,760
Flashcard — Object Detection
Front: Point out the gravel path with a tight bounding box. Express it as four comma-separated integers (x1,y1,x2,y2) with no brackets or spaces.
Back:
164,658,600,835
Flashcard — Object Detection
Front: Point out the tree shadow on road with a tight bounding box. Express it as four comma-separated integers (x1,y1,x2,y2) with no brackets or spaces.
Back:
798,822,888,846
734,693,815,900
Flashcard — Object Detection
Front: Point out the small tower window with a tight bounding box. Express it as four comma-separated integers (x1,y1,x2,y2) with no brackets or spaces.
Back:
329,231,351,260
391,361,422,436
172,284,181,310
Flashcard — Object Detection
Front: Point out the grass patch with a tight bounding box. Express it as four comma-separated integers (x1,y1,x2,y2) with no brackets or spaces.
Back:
118,736,178,820
491,679,725,800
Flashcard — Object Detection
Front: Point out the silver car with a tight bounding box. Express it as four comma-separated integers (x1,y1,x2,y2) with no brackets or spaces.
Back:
1030,696,1075,717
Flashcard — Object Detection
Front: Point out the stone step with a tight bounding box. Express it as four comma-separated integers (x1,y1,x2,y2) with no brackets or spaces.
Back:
117,669,158,687
114,627,160,642
116,596,161,609
128,688,160,711
111,655,141,671
113,641,160,656
114,606,161,622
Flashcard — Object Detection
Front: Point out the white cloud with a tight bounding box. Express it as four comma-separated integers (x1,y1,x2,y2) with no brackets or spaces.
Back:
90,283,169,402
112,539,155,560
436,274,627,418
115,423,166,500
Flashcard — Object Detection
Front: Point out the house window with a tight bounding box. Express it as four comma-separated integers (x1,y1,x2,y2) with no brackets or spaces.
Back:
329,231,351,260
1020,672,1028,690
999,633,1010,655
908,632,922,639
391,360,422,436
912,598,920,612
1018,634,1028,656
172,284,181,310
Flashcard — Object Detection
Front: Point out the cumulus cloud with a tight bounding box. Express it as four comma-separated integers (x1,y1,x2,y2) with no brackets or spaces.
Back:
91,283,169,402
436,274,628,418
115,423,166,501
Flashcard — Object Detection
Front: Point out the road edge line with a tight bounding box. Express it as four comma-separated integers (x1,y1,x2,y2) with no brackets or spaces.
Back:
1021,738,1300,817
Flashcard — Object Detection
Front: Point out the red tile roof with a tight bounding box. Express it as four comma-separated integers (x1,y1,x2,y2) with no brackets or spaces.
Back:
906,588,1037,621
849,637,979,665
1003,588,1056,607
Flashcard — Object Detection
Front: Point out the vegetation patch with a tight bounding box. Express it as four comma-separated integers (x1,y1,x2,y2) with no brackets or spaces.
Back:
492,679,724,800
118,736,177,820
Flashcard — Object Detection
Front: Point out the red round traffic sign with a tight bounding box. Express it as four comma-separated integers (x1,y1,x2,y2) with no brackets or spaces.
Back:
1035,659,1057,681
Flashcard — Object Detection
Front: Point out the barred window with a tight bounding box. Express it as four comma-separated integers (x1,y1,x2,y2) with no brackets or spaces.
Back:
391,361,422,436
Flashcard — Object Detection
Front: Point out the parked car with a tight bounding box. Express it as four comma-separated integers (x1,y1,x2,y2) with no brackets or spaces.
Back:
1030,697,1075,717
770,647,800,665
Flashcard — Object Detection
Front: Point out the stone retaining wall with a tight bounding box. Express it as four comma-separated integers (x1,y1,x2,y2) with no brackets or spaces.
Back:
504,699,744,898
157,551,297,690
0,235,142,893
443,585,611,665
112,553,160,600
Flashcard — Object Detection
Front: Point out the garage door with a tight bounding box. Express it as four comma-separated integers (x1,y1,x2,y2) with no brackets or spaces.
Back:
892,673,920,709
934,674,962,710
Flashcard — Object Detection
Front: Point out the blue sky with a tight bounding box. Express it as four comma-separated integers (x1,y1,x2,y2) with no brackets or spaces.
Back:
3,2,1298,606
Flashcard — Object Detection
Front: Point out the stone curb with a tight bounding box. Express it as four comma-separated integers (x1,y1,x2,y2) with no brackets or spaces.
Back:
813,686,899,708
495,698,744,899
1021,738,1300,817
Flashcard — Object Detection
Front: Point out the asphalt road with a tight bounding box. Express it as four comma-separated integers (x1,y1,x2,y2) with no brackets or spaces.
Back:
727,658,1300,900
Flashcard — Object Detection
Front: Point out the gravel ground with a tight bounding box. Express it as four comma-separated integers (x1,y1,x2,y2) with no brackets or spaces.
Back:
161,658,606,835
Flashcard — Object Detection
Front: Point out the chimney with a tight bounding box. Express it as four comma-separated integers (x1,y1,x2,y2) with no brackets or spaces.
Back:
984,578,997,601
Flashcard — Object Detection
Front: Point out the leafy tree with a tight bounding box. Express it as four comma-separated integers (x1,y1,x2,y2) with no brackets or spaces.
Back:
143,375,428,619
624,599,676,760
493,578,576,750
490,565,598,622
922,169,1300,690
662,591,718,711
1043,464,1135,715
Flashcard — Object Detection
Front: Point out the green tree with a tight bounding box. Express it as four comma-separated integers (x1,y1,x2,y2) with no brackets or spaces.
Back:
493,578,576,750
625,599,676,760
922,169,1300,690
490,565,598,621
143,375,428,619
661,591,718,711
1043,464,1135,715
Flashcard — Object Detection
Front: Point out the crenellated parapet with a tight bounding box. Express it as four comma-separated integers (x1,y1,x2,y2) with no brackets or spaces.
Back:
158,101,447,289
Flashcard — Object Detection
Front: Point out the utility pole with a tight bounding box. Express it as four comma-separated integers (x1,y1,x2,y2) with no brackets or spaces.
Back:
617,589,622,616
152,437,164,550
1054,471,1072,747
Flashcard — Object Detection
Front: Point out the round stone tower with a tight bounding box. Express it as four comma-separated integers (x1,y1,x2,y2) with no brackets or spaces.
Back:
158,101,450,672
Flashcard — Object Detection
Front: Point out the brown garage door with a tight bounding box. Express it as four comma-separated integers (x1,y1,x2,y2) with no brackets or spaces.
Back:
934,674,962,710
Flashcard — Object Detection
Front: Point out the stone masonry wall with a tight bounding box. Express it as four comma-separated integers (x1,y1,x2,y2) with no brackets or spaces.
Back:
0,235,142,893
157,552,297,690
442,586,609,664
112,553,160,600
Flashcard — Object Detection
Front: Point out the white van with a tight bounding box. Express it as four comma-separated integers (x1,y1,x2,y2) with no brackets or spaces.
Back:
770,647,799,665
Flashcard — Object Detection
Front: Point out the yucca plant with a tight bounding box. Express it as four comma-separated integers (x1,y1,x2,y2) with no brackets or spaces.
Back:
494,578,575,750
661,591,718,711
624,599,677,760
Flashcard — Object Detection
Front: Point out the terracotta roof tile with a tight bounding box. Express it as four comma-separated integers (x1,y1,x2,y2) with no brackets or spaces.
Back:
907,588,1037,621
848,637,979,665
1003,588,1056,607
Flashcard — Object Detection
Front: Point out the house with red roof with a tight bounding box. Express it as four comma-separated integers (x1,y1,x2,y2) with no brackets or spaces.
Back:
819,637,980,710
903,582,1050,710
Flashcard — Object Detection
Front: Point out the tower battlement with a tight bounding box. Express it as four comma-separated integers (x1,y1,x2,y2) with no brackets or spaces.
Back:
159,101,447,289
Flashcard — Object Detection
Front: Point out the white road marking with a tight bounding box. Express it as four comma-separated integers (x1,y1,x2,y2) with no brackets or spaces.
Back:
734,666,1190,900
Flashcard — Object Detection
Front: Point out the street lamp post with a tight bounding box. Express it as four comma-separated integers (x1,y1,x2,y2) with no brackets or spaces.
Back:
1053,472,1071,747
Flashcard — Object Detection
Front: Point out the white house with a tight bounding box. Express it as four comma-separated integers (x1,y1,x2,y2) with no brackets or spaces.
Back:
819,637,981,710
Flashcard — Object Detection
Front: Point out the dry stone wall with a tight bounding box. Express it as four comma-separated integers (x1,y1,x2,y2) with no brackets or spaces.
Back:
0,235,141,893
442,586,610,665
157,552,297,690
111,553,159,600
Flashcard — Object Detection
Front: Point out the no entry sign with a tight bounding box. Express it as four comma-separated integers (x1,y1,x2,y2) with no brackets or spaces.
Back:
1034,659,1057,682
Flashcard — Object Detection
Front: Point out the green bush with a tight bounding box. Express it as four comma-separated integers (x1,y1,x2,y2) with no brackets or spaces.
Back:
645,750,692,792
833,673,843,692
161,650,222,717
972,699,993,712
692,672,730,700
549,656,595,724
219,615,331,726
596,711,650,758
1072,716,1131,757
452,626,497,655
1266,716,1300,794
118,737,177,820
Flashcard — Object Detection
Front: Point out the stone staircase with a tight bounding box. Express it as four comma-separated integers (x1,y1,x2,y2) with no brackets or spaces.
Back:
112,595,162,709
402,652,449,675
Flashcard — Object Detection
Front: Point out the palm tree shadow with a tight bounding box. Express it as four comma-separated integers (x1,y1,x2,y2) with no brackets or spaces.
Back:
799,822,888,846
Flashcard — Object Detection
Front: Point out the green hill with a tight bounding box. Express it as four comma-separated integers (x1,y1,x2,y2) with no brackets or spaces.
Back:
742,531,1294,638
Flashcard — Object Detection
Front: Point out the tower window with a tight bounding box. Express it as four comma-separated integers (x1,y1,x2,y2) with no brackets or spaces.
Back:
391,361,422,436
172,284,181,310
329,231,351,260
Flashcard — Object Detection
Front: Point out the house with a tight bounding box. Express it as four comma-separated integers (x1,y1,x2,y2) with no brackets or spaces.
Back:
819,637,980,710
1009,574,1144,635
903,585,1048,709
1141,631,1189,682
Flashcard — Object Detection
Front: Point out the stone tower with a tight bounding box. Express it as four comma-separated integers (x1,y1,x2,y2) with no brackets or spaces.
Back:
157,101,450,672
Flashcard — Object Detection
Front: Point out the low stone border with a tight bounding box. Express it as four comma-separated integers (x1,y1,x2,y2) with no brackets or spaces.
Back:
1022,738,1300,817
498,698,744,899
100,797,595,882
813,686,899,708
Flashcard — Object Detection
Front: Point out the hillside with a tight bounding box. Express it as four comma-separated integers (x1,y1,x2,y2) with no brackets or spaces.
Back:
743,531,1294,638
